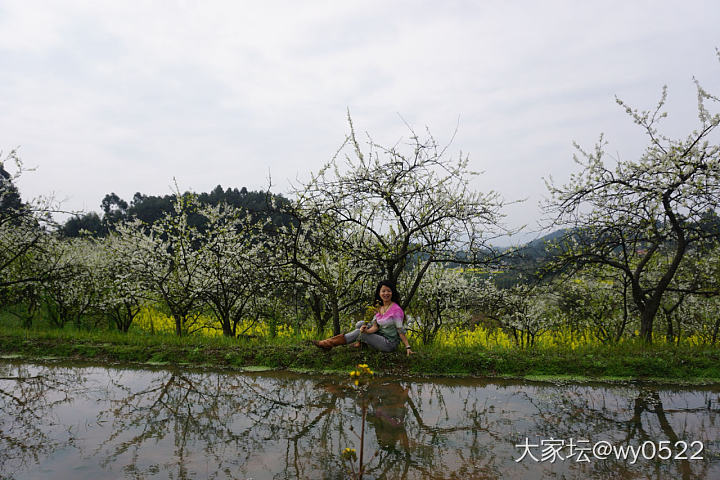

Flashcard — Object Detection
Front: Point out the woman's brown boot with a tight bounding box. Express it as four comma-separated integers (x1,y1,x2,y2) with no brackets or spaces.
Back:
312,334,347,351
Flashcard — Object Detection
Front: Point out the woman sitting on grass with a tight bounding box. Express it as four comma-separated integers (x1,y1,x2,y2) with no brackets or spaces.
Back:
312,280,414,356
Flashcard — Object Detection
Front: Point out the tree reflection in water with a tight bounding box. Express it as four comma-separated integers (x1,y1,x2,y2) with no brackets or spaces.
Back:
0,363,88,477
94,371,347,479
0,362,718,480
516,383,719,480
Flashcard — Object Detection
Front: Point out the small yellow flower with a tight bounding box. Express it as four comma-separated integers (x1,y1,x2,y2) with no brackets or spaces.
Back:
349,364,374,387
341,447,357,460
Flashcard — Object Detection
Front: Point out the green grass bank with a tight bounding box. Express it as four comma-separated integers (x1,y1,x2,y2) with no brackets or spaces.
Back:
1,327,720,384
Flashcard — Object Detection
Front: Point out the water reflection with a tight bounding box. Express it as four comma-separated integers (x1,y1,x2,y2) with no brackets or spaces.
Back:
0,364,87,476
0,361,718,479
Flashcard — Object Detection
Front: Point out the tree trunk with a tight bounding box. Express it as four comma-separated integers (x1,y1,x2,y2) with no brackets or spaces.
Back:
174,314,183,336
222,318,233,337
614,280,629,343
308,294,326,333
664,308,674,344
639,304,659,343
331,296,340,335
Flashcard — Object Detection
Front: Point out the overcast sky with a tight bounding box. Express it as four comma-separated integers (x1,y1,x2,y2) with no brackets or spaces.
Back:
1,1,719,244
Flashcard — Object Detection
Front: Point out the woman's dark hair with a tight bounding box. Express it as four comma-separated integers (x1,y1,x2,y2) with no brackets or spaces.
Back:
374,280,401,306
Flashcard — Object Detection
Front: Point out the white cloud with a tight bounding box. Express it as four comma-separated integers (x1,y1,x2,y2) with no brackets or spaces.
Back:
1,0,719,239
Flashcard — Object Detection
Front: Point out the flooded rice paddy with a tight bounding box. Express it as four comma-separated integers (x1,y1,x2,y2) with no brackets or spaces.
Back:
0,361,718,479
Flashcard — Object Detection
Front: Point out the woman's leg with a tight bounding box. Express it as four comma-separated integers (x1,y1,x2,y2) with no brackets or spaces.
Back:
358,333,398,353
343,321,367,344
313,322,369,350
312,330,354,351
344,329,361,343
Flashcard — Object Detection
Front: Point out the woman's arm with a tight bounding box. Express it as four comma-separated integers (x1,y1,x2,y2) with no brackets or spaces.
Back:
360,320,379,334
398,332,413,356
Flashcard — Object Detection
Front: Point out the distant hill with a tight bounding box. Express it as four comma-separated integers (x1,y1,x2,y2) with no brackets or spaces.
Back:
514,228,569,261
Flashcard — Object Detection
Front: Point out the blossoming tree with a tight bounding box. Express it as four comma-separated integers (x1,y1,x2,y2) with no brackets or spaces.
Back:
543,54,720,342
293,114,509,313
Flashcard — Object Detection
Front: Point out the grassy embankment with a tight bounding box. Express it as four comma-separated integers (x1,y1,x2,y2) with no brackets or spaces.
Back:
1,324,720,383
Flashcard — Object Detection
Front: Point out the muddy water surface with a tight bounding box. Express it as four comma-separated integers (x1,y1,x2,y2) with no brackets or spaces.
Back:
0,361,718,479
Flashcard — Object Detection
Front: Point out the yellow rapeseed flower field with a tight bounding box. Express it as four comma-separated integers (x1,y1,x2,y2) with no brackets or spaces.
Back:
132,307,707,348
